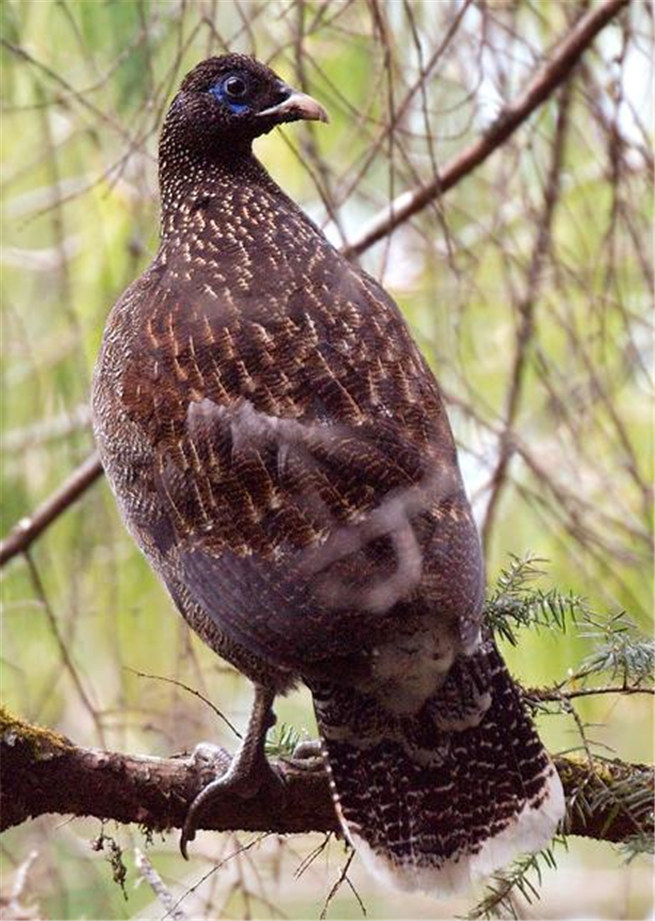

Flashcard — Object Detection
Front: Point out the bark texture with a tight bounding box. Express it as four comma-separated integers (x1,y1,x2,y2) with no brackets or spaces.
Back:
2,710,651,845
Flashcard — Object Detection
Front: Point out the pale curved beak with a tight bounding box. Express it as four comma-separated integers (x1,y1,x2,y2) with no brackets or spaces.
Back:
257,89,329,124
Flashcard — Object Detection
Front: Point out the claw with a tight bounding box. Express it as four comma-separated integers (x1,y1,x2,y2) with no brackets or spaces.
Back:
282,738,326,772
180,820,196,860
180,685,281,858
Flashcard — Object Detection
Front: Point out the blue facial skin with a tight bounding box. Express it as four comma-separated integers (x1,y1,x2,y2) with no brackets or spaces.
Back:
210,78,250,114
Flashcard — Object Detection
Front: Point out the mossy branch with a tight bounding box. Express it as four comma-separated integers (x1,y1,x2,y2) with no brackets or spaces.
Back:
2,708,652,847
0,708,335,837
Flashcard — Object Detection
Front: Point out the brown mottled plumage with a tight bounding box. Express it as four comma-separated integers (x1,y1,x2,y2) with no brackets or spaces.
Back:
93,54,563,892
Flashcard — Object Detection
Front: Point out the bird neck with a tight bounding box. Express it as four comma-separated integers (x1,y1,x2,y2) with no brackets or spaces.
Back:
158,132,272,239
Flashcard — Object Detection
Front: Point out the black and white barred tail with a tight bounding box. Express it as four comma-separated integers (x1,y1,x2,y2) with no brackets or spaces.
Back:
310,641,564,893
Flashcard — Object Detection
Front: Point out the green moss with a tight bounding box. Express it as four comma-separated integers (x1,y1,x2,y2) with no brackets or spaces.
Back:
0,706,72,758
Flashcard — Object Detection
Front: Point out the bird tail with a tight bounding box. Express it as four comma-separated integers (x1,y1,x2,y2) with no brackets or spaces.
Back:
309,641,564,894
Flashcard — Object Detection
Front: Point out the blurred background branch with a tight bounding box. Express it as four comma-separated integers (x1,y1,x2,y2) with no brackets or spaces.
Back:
0,452,102,566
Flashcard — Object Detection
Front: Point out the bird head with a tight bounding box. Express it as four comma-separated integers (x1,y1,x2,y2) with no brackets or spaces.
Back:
165,54,328,154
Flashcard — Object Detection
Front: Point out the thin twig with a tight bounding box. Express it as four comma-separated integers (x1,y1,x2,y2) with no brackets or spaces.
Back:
525,685,654,703
9,849,39,906
165,833,270,921
0,452,103,566
134,847,189,921
124,666,243,739
320,848,359,920
342,0,629,258
24,552,106,748
481,80,573,549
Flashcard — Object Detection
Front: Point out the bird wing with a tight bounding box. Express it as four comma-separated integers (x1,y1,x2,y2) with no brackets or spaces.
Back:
119,268,480,668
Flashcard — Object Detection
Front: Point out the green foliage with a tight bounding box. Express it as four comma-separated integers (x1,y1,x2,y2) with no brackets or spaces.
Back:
467,837,566,921
487,555,653,694
265,722,303,759
578,613,655,688
620,833,655,864
469,752,655,920
472,557,654,919
485,554,586,645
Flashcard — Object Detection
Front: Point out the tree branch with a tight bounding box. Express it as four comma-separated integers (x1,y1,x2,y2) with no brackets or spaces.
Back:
0,452,103,566
0,710,335,837
525,685,654,703
343,0,629,258
0,0,628,570
2,710,652,847
481,77,572,551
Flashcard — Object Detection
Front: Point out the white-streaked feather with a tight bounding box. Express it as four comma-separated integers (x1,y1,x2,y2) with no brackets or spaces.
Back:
346,763,565,895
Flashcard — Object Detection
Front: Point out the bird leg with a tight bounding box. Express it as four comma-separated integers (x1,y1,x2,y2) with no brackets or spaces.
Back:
180,684,283,858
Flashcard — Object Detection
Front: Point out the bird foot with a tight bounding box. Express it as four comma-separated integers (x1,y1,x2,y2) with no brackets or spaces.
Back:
189,741,233,775
181,741,286,858
282,738,326,773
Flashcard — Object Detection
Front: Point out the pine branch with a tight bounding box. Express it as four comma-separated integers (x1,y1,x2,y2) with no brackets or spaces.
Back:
468,838,564,920
2,710,652,848
470,756,655,919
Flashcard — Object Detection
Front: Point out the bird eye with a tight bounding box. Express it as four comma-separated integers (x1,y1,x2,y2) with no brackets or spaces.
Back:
223,75,248,99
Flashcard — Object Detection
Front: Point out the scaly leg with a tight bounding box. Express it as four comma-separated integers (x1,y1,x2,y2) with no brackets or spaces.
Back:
180,684,283,858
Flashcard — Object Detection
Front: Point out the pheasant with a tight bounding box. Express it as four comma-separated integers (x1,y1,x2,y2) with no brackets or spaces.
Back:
92,53,564,892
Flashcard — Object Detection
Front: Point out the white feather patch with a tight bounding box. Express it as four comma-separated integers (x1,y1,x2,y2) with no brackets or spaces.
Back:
345,763,565,895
